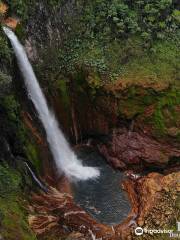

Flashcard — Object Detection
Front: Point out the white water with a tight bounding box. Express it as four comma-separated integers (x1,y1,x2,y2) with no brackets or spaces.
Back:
3,26,100,181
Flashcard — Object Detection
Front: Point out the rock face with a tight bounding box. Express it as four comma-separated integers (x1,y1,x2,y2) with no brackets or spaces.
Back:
135,172,180,239
17,1,180,145
3,17,19,29
28,171,180,240
98,128,180,168
0,2,19,29
24,0,78,62
1,1,179,240
1,2,179,144
29,187,116,240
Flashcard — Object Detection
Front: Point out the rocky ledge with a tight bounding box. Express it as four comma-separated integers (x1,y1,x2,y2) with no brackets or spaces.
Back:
28,171,180,240
98,128,180,169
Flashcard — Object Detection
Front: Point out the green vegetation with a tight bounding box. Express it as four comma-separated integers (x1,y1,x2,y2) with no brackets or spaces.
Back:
118,38,179,86
0,27,12,65
1,93,42,166
25,142,41,173
0,163,21,196
153,87,180,135
0,71,12,98
0,164,37,240
0,0,179,239
81,0,179,40
26,0,178,142
5,0,34,21
0,76,39,240
104,83,180,139
6,0,64,22
3,95,20,122
49,0,179,84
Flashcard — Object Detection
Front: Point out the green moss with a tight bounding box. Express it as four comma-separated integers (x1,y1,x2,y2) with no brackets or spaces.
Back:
0,26,12,64
118,99,145,119
15,23,26,40
56,34,179,87
0,71,12,97
1,95,28,147
0,198,36,240
153,105,166,134
113,84,180,139
153,87,180,135
121,39,179,84
0,164,37,240
57,78,70,108
116,86,152,118
1,93,41,169
0,164,21,197
25,142,41,173
3,95,20,122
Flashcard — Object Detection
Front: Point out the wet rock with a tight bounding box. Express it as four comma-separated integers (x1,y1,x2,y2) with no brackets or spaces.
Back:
28,187,116,240
28,171,180,239
98,128,180,168
3,17,19,29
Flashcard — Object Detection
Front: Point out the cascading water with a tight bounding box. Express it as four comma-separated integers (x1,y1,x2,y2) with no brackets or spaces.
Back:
3,26,100,181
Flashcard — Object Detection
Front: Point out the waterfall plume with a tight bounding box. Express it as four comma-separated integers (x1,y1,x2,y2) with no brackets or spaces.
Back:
3,26,100,181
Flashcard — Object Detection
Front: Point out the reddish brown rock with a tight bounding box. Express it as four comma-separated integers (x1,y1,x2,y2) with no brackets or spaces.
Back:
116,171,180,239
28,187,116,240
28,170,180,240
115,179,139,240
2,17,19,29
98,128,180,168
136,171,180,232
22,111,46,146
0,2,8,15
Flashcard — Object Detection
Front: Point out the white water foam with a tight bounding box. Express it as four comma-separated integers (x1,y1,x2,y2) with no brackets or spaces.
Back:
3,26,100,181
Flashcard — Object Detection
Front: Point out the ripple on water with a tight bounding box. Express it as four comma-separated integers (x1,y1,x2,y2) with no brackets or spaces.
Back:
72,147,131,225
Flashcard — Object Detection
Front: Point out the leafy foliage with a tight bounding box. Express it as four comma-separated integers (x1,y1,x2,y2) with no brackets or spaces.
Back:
43,0,179,82
3,95,20,122
81,0,179,41
5,0,32,20
6,0,64,21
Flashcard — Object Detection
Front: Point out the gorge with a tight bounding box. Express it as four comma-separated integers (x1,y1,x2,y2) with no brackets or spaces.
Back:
0,1,179,240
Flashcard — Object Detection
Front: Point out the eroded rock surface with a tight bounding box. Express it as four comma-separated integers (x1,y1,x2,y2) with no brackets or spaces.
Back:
116,171,180,240
98,128,180,169
133,172,180,239
28,171,180,240
28,187,116,240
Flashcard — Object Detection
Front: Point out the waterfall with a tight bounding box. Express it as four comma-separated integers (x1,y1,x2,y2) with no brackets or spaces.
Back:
3,26,100,181
24,162,48,192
